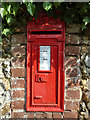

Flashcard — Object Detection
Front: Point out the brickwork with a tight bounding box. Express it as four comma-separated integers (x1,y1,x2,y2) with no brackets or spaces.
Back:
0,34,11,118
2,24,89,119
79,35,90,119
9,24,82,119
63,111,78,118
10,33,26,118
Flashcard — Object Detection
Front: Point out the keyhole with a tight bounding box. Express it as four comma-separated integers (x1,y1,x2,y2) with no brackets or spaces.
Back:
39,78,41,82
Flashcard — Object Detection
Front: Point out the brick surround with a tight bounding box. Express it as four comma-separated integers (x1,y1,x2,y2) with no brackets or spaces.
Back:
9,24,82,119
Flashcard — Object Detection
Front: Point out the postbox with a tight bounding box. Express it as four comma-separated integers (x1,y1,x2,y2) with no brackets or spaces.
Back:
26,13,65,112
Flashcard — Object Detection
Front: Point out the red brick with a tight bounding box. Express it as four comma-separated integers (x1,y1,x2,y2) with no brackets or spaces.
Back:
11,46,25,56
11,79,25,88
26,112,35,118
85,25,90,37
11,112,26,118
81,36,89,45
2,37,11,46
65,46,80,55
66,34,81,44
63,111,78,118
11,100,24,109
36,112,52,118
11,68,25,77
3,44,11,53
53,112,62,119
12,34,27,44
66,24,81,33
66,68,80,77
11,56,25,67
12,90,25,98
15,26,27,33
65,101,79,110
66,78,81,88
66,89,80,99
65,57,80,67
70,68,80,77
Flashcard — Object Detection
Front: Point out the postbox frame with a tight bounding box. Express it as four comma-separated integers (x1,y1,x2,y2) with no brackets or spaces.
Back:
26,13,65,112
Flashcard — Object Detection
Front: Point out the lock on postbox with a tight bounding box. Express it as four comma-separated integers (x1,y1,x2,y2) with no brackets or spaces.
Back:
26,14,65,112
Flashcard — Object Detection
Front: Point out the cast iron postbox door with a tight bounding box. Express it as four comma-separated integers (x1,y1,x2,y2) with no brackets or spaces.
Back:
32,44,58,105
27,30,65,111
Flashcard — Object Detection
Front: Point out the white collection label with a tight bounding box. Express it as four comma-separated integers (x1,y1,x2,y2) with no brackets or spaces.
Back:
40,46,51,70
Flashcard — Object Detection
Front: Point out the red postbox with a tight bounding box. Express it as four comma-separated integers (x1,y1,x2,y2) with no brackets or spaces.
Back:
26,13,65,112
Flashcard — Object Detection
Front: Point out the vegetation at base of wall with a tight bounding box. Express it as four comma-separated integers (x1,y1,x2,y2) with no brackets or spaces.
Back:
0,2,90,37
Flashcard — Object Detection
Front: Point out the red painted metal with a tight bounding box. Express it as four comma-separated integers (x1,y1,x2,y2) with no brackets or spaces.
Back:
26,13,65,112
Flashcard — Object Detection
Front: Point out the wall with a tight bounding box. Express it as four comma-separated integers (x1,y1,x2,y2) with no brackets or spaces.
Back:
0,24,89,119
0,36,11,118
80,35,90,119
